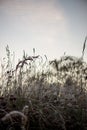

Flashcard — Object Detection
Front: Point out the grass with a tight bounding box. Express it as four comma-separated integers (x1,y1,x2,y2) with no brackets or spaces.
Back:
0,43,87,130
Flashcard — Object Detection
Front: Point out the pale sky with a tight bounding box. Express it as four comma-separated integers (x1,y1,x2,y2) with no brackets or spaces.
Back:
0,0,87,64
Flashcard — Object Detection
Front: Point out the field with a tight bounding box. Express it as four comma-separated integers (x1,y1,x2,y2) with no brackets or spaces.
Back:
0,45,87,130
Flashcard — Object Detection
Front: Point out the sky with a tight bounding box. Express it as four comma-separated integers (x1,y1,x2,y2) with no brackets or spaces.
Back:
0,0,87,64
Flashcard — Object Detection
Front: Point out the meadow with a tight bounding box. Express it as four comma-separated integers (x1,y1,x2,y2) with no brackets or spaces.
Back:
0,42,87,130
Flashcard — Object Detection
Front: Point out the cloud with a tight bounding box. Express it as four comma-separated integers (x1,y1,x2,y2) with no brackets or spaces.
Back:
0,0,64,21
0,0,67,35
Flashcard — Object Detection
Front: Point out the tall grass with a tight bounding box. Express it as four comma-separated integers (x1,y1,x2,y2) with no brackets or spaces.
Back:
0,43,87,130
